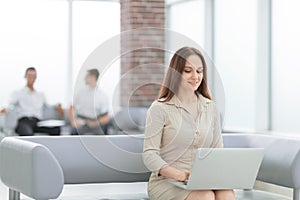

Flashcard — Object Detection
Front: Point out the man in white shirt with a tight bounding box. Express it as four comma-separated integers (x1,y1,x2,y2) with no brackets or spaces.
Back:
68,69,110,135
0,67,64,136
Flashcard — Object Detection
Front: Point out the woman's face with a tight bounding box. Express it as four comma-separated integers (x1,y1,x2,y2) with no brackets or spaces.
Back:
181,54,203,91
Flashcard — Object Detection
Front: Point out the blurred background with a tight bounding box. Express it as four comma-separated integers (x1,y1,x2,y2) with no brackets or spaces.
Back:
0,0,299,134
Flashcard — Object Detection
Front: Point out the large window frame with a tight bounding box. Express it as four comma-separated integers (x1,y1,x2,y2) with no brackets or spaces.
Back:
166,0,273,132
0,0,120,107
67,0,120,105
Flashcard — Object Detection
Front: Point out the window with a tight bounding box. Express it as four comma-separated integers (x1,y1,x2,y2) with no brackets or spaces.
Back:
0,0,68,106
168,0,205,49
73,1,120,111
214,0,257,130
0,0,120,110
272,0,300,133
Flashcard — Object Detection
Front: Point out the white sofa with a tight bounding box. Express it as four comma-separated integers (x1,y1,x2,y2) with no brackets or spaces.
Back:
0,133,299,200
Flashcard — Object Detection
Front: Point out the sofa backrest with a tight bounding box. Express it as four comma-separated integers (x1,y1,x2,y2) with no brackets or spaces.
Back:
111,107,148,134
21,135,151,184
223,133,300,189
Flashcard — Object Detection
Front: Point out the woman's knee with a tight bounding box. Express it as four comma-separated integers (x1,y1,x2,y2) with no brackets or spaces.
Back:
215,190,235,200
186,190,215,200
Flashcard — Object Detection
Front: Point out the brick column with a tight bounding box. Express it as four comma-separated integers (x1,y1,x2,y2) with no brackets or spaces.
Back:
120,0,165,107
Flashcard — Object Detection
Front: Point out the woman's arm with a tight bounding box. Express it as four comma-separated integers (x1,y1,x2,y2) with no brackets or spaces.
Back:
142,102,189,181
143,102,168,176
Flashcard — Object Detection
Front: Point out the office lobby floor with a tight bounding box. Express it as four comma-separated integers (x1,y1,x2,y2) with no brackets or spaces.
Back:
1,180,8,199
0,181,149,200
1,179,291,200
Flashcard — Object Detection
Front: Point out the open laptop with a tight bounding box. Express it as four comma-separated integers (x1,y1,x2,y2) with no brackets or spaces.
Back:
168,148,264,190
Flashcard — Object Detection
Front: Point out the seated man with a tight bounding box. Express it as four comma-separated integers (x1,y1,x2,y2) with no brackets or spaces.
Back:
69,69,110,135
0,67,64,136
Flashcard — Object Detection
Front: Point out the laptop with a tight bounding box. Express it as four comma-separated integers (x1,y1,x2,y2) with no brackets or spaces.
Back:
168,148,264,190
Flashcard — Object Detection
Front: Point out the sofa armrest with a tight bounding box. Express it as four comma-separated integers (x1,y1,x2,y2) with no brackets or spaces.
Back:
223,133,300,189
0,137,64,199
255,136,300,189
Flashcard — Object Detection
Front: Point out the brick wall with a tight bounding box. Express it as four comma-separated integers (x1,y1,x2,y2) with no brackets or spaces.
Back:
120,0,165,107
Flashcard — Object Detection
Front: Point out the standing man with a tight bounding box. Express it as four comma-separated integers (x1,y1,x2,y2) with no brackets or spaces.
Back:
69,69,110,135
0,67,63,136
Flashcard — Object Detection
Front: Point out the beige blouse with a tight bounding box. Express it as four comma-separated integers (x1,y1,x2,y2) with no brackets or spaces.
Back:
142,94,223,199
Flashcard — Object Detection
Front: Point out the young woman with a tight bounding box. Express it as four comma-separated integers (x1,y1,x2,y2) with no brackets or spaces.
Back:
143,47,235,200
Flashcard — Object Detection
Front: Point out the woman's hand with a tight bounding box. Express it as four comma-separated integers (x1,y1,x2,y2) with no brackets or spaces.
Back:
178,170,190,182
160,166,190,182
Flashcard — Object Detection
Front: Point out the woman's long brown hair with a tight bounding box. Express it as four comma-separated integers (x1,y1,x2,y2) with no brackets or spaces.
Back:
158,47,212,102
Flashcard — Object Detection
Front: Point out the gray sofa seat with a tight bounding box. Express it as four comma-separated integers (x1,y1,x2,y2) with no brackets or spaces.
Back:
0,133,299,200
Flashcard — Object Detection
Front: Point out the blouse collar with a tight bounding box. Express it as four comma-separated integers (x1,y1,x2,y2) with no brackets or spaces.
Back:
163,94,213,112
